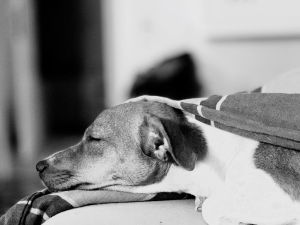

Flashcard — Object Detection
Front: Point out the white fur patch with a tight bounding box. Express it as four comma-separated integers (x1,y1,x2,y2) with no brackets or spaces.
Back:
202,169,300,225
187,116,300,224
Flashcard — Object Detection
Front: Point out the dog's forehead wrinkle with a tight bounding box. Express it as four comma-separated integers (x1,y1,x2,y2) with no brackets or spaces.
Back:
94,108,140,135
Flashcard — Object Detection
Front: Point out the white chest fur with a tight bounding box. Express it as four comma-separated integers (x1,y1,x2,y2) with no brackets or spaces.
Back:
186,118,300,224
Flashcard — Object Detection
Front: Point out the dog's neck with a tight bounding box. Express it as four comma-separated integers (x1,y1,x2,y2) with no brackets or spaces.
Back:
132,117,258,198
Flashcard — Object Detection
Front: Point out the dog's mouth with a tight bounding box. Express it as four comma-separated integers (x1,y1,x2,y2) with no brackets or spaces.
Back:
48,183,127,193
46,180,134,193
43,180,101,192
40,173,122,192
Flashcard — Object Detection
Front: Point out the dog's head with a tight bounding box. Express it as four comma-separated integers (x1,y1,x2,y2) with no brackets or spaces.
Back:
36,102,206,192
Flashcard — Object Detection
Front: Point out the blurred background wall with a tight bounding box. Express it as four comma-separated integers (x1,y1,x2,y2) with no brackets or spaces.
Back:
103,0,300,106
1,0,300,214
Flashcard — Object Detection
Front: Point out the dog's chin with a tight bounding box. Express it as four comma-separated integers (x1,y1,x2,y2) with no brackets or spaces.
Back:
41,176,132,192
45,182,118,192
42,180,88,192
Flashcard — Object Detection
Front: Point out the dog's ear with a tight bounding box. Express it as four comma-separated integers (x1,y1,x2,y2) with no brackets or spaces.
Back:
140,115,198,171
140,115,172,163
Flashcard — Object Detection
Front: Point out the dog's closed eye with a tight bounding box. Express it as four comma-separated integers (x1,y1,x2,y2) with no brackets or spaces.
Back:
87,136,101,142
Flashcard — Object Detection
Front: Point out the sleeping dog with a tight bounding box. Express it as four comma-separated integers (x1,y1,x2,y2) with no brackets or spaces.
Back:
36,98,300,225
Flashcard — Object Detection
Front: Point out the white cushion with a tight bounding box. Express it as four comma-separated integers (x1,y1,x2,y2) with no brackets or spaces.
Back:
44,199,206,225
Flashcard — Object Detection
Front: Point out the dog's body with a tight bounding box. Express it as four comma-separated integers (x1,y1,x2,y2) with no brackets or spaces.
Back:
37,101,300,225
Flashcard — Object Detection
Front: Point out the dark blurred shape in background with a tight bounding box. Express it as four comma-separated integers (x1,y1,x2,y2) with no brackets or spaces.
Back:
130,53,202,100
36,0,105,136
0,0,105,215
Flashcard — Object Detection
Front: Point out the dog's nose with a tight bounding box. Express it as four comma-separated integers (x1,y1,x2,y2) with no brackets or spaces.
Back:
36,160,49,173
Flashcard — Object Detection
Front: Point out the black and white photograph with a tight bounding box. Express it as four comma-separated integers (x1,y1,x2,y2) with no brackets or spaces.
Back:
1,0,300,224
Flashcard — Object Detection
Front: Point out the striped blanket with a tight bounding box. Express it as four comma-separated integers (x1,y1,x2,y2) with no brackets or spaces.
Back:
179,92,300,150
0,189,191,225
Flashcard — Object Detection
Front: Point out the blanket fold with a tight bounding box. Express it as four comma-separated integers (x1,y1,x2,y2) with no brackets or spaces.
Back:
179,93,300,150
